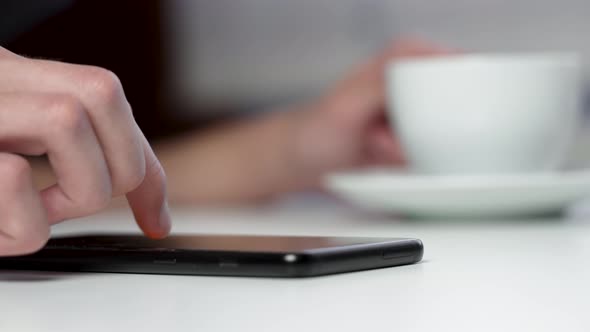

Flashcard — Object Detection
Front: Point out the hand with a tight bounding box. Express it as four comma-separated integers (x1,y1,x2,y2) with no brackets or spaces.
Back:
149,39,452,204
291,39,452,181
0,47,171,256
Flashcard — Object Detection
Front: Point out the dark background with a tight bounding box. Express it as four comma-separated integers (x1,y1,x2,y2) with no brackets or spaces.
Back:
4,0,210,141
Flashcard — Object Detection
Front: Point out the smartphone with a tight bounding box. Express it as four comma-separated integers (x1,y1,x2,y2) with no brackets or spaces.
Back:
0,234,423,277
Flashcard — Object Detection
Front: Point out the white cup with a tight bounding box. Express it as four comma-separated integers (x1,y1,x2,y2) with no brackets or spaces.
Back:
386,53,582,174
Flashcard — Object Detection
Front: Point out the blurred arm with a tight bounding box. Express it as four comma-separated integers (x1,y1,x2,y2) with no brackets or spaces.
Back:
154,109,314,205
154,39,448,205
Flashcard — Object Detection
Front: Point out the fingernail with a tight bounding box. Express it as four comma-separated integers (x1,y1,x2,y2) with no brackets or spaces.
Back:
159,201,172,234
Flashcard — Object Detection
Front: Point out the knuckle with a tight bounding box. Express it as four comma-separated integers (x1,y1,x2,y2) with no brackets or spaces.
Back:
115,165,146,195
45,94,88,135
0,154,32,190
79,66,125,106
147,155,167,186
113,145,146,195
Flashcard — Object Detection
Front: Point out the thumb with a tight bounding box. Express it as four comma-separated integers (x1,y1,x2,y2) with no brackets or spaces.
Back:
366,123,406,165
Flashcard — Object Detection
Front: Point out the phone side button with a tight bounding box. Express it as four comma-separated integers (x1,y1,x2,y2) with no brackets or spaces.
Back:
381,251,413,260
153,259,177,265
219,260,239,268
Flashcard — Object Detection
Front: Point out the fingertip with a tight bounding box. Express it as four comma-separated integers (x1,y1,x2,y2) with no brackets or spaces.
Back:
144,228,170,240
130,201,171,239
157,201,172,237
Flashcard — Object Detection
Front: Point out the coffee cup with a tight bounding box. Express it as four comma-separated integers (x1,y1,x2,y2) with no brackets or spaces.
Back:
386,53,582,174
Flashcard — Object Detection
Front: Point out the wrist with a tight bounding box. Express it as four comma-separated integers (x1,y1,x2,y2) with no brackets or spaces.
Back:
280,102,338,190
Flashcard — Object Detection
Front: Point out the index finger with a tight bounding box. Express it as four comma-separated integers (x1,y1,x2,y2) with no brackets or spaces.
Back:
125,134,171,239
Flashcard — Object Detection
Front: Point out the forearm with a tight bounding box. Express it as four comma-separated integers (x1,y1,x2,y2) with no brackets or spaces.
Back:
155,109,316,205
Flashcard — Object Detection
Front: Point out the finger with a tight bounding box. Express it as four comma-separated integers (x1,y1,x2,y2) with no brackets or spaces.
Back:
317,39,456,140
0,153,49,256
327,39,454,111
0,58,145,196
366,124,406,165
378,38,458,65
126,135,171,239
0,92,112,223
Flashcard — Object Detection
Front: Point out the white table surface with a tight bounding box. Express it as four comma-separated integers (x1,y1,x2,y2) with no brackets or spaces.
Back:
3,195,590,332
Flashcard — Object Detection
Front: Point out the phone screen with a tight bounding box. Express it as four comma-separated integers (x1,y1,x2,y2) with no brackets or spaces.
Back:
46,235,401,252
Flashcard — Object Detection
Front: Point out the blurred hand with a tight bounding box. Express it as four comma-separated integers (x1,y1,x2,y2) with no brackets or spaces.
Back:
288,39,452,182
0,47,171,256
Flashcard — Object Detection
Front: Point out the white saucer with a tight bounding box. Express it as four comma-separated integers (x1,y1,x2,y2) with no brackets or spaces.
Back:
324,169,590,218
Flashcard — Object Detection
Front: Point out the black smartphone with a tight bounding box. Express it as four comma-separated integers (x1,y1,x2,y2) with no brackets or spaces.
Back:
0,234,423,277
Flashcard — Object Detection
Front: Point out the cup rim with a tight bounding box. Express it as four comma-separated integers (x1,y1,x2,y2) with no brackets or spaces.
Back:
388,52,581,71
